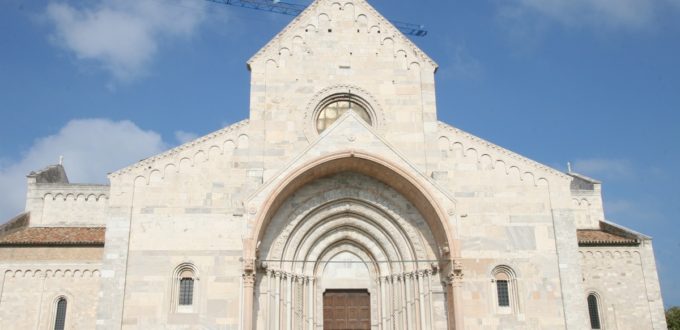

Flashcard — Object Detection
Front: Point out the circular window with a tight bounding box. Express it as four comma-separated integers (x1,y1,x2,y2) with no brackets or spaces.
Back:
316,94,372,133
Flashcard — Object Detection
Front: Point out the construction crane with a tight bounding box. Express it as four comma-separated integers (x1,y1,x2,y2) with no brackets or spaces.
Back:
204,0,428,37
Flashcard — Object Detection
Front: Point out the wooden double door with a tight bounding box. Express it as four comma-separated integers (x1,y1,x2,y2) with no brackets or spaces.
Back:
323,289,371,330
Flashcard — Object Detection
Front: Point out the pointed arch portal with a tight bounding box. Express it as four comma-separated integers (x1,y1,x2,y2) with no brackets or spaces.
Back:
242,152,462,329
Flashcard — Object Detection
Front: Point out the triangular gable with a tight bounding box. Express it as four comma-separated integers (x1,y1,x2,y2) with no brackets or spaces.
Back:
247,0,437,70
248,110,456,204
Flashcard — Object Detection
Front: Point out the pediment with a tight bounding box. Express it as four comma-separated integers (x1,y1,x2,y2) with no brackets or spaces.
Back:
247,0,437,71
247,111,457,209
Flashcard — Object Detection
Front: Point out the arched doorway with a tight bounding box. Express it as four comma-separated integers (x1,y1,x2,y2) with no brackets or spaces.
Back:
255,172,446,329
242,152,462,330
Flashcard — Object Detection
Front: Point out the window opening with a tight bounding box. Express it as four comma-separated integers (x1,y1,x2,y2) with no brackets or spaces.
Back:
496,280,510,307
316,94,372,133
179,276,194,306
588,294,601,329
54,298,67,330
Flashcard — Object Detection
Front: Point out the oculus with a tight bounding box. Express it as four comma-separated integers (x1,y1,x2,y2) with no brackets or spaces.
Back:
316,93,372,133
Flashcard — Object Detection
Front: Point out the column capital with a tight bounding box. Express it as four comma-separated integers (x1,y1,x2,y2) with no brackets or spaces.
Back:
242,258,256,273
447,259,464,286
242,272,256,288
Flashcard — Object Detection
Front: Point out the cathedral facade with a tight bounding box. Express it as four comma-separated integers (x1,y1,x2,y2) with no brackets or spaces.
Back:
0,1,667,329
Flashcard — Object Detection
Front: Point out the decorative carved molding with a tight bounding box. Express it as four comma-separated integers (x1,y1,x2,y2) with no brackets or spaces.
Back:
247,0,436,69
243,258,256,273
447,259,464,286
4,267,101,278
242,273,256,288
111,120,249,179
438,122,570,185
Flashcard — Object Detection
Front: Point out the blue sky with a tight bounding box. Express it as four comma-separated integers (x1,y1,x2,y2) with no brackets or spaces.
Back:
1,0,678,307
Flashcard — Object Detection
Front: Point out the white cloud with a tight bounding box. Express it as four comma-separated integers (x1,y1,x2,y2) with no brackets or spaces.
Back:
496,0,680,44
449,45,485,81
0,119,167,222
512,0,656,29
46,0,206,81
174,130,199,144
572,158,634,180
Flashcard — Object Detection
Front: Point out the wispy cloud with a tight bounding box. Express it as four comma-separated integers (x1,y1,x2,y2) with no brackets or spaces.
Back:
496,0,680,50
0,119,168,222
46,0,207,81
572,158,634,180
505,0,656,29
440,42,485,82
174,130,199,144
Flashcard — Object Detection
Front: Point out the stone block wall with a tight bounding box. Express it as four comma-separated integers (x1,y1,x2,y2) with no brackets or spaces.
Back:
0,247,103,329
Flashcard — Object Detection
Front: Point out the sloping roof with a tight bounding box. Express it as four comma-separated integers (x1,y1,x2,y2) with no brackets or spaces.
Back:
577,229,640,246
567,172,601,184
0,227,105,246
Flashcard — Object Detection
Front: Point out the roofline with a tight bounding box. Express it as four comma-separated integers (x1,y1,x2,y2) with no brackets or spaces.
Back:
601,219,652,240
567,172,602,184
0,242,104,247
246,0,438,70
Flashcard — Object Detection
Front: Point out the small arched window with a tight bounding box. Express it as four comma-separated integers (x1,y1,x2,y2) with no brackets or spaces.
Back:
495,273,510,307
54,297,67,330
491,265,519,314
172,264,198,313
587,293,602,329
179,270,194,306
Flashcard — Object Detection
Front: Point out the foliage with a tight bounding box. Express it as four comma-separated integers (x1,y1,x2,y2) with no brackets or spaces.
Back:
668,307,680,330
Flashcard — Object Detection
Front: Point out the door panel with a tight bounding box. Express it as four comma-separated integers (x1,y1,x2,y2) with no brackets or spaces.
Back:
323,290,370,330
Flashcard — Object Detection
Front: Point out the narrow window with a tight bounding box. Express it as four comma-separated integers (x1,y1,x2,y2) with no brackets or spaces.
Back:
588,294,601,329
179,272,194,306
54,298,67,330
496,280,510,307
492,265,519,314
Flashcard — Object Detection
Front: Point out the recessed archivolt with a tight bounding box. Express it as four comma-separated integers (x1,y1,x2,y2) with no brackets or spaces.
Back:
303,228,392,274
281,203,422,265
314,242,381,278
262,180,434,257
261,173,440,279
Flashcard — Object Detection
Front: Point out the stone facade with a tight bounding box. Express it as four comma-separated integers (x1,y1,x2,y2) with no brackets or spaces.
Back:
0,0,667,329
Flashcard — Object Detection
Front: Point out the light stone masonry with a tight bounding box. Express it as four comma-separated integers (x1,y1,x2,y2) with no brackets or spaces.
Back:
0,0,666,329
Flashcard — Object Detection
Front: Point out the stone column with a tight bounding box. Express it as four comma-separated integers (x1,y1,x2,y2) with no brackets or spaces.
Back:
426,269,435,329
390,275,398,330
379,276,387,330
286,273,293,330
264,270,270,330
242,258,257,330
242,272,256,330
404,273,414,329
307,277,315,330
399,275,407,330
446,260,464,330
417,271,427,330
274,271,281,330
386,276,393,330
